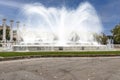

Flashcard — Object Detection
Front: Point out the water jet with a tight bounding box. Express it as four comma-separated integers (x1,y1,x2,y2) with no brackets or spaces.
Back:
13,2,108,51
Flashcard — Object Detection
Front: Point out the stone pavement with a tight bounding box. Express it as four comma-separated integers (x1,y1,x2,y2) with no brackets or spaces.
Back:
0,57,120,80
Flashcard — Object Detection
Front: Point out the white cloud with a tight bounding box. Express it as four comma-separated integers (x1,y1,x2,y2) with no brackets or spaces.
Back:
0,0,24,8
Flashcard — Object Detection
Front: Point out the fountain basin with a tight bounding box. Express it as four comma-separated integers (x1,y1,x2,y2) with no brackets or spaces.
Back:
13,44,107,51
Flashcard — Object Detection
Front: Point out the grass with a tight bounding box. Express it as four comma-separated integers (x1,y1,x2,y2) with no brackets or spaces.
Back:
0,51,120,58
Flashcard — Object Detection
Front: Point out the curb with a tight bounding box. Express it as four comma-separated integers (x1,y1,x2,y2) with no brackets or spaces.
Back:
1,54,120,61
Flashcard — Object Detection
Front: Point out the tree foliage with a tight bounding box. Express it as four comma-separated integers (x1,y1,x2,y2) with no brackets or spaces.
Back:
94,33,108,45
111,24,120,44
0,28,10,41
100,33,108,44
6,28,10,40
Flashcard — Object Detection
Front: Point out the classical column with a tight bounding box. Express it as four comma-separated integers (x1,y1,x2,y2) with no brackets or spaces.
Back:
16,21,20,44
10,20,14,42
2,19,6,42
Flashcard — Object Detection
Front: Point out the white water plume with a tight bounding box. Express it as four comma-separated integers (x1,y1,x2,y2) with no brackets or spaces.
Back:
19,2,103,45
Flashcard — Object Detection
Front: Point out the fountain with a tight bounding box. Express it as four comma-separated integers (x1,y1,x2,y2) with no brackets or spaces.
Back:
13,2,107,51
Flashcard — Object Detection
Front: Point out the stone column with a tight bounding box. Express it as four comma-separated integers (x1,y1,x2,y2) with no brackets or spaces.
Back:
10,20,14,42
2,19,6,43
16,21,20,44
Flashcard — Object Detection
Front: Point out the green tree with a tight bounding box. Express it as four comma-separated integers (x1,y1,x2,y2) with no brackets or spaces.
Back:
94,33,108,45
0,29,3,40
6,28,10,40
0,28,10,41
111,24,120,44
100,33,108,44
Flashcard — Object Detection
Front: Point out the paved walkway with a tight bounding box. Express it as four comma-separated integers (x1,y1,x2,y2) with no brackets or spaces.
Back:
0,57,120,80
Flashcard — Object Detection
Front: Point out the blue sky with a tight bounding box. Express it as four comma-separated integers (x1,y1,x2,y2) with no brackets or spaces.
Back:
0,0,120,35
